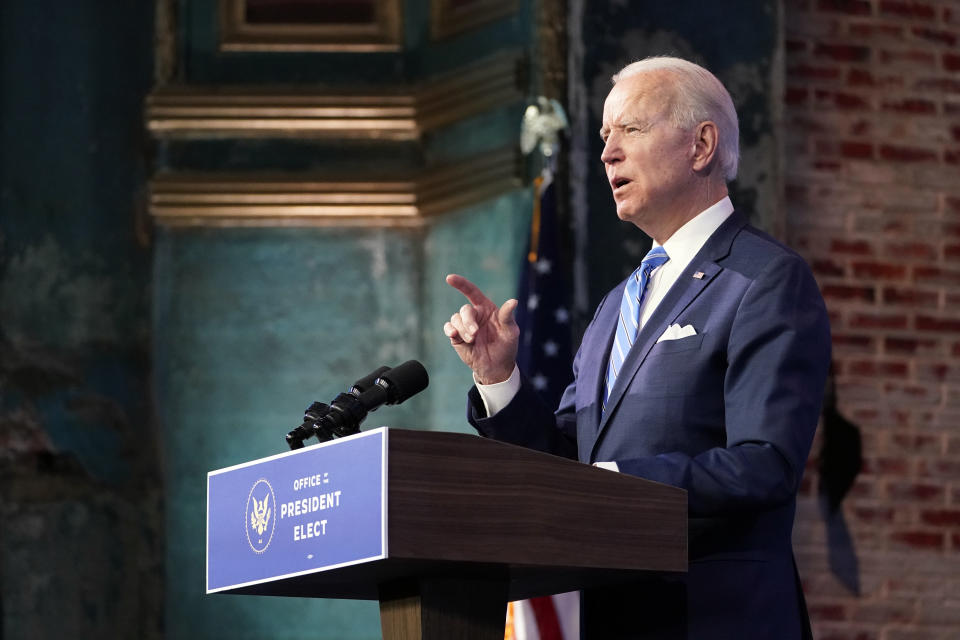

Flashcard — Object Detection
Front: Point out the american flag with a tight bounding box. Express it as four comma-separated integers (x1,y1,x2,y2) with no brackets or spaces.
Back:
506,168,579,640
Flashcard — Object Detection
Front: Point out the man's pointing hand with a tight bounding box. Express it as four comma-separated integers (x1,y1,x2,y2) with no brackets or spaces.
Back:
443,274,519,385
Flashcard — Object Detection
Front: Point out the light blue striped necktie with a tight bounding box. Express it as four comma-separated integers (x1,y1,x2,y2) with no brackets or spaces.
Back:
603,245,670,411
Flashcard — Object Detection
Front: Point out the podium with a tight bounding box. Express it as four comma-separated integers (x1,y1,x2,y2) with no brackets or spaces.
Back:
207,428,687,639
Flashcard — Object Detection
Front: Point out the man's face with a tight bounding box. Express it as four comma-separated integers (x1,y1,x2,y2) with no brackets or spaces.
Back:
600,71,696,231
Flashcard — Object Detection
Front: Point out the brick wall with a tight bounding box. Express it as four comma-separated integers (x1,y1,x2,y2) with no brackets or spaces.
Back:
785,0,960,638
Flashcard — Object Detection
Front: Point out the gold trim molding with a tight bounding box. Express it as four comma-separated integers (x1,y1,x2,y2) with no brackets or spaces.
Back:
149,148,522,227
219,0,402,53
145,52,523,140
432,0,520,40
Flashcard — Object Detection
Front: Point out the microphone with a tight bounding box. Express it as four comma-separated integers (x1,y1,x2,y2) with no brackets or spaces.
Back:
286,361,429,449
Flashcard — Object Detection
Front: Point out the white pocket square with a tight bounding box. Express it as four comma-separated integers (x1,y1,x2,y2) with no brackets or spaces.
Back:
657,323,697,343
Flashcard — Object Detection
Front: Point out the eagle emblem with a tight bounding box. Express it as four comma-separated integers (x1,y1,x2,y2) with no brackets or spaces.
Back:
245,478,276,554
250,494,271,536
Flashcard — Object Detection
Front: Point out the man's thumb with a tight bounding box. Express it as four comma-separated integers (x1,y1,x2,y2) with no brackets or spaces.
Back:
498,299,519,326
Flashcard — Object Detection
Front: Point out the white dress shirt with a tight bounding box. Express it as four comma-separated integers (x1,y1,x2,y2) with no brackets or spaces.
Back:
475,197,736,435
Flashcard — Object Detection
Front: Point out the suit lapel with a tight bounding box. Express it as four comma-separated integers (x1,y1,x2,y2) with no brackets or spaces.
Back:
592,212,747,451
578,290,621,440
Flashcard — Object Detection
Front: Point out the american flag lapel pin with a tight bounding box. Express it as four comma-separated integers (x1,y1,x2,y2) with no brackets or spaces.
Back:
693,271,705,279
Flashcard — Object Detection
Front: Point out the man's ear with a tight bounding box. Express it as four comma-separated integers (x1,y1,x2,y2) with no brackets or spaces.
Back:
691,121,719,172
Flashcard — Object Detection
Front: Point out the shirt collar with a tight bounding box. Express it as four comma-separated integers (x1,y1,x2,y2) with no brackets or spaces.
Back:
654,196,734,272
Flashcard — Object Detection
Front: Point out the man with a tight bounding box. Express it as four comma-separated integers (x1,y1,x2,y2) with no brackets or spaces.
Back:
444,57,830,639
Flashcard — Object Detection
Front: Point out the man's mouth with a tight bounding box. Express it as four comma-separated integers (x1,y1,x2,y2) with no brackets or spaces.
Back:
610,177,631,192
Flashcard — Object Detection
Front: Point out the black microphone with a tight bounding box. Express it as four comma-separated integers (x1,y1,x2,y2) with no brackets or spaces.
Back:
286,361,429,449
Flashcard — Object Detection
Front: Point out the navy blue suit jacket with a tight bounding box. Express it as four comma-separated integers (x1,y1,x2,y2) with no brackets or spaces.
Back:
468,212,831,639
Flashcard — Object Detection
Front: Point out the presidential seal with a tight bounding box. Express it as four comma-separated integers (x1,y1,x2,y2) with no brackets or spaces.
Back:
245,478,276,554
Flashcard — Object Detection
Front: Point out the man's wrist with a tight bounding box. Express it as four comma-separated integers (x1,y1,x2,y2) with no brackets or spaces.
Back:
473,365,521,417
475,364,517,386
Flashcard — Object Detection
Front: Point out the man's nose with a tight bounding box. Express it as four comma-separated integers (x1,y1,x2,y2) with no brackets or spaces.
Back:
600,133,622,164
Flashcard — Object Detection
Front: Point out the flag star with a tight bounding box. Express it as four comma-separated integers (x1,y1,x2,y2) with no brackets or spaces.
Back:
534,258,552,275
543,340,559,357
527,294,540,310
531,373,549,390
554,307,569,324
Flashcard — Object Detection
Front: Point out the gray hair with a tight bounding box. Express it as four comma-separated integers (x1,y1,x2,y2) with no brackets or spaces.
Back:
612,57,740,181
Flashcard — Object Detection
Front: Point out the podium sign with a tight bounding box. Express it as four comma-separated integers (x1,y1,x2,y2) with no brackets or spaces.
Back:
207,428,387,593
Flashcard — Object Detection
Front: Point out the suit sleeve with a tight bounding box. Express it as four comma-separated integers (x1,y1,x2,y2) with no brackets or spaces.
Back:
464,293,614,461
616,253,831,516
467,366,579,460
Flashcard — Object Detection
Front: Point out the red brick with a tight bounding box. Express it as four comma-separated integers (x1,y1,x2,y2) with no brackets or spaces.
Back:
913,77,960,93
849,22,903,38
849,119,871,135
882,287,939,308
884,241,937,260
951,126,960,143
944,53,960,72
816,628,879,640
822,284,876,302
913,266,960,284
918,459,960,479
847,360,909,377
882,382,940,405
917,316,960,332
848,477,878,499
818,0,872,14
808,602,848,621
786,87,809,105
881,98,937,114
849,312,908,329
920,509,960,526
952,532,960,552
914,266,960,285
832,333,875,351
890,433,941,454
916,363,955,381
789,64,843,80
853,506,895,523
886,481,945,502
840,141,874,158
890,530,945,550
786,39,807,53
911,27,958,46
942,244,960,261
813,258,845,277
862,456,910,475
814,43,872,62
880,49,937,65
878,144,938,162
884,336,938,354
813,159,843,171
833,91,871,110
946,149,960,165
879,1,937,20
852,600,916,624
851,261,908,279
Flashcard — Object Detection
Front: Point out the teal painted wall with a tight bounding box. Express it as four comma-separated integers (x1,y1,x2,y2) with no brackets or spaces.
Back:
157,192,530,638
0,2,161,638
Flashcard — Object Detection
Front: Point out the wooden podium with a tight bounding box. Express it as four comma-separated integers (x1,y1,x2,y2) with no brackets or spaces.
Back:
207,428,687,640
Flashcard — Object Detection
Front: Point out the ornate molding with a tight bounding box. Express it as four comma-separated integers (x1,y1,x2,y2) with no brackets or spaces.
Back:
145,52,524,139
219,0,402,53
149,148,522,227
431,0,520,40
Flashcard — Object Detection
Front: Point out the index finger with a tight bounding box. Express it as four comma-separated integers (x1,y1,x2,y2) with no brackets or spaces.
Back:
446,274,494,308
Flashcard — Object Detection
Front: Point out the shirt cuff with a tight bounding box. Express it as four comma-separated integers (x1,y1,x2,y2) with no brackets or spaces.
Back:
593,461,620,472
473,365,521,417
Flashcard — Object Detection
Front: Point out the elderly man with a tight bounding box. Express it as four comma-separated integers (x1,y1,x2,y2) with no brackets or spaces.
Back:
444,57,830,639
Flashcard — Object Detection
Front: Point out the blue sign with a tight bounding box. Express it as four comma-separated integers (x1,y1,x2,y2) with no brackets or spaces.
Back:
206,427,387,593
